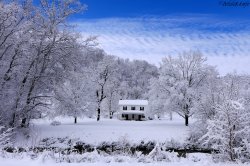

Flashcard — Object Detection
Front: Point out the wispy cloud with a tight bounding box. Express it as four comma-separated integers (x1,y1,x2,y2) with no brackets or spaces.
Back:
74,15,250,75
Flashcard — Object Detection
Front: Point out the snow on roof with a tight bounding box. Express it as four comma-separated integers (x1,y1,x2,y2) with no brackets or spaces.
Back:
119,100,148,106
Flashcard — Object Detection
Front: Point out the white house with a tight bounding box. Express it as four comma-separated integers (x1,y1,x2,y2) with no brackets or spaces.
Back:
118,100,148,121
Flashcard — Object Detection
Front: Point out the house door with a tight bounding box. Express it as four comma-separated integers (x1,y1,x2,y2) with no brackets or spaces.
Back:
138,115,141,121
125,114,128,120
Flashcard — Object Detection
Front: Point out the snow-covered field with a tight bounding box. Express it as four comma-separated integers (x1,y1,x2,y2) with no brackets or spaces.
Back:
2,115,247,166
0,153,247,166
18,115,189,146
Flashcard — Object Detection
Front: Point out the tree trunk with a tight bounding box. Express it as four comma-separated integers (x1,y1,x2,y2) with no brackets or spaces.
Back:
185,115,189,126
21,118,27,128
10,113,16,127
169,111,173,121
109,111,113,119
97,107,100,121
74,117,77,124
108,96,113,119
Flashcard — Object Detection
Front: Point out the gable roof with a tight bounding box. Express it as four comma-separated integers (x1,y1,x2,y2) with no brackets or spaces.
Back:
119,100,148,106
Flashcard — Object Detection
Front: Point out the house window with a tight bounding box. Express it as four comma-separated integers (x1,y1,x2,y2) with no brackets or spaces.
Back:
140,107,144,111
123,106,127,110
131,106,135,110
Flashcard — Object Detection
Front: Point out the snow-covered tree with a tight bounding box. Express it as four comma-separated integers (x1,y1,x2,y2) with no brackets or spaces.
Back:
0,1,34,128
90,55,118,121
149,51,216,126
0,0,88,129
54,71,95,123
105,78,121,119
201,100,250,162
148,76,168,119
189,73,250,162
188,75,222,146
117,58,158,100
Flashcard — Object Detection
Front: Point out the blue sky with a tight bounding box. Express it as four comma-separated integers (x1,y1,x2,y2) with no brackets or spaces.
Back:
77,0,250,19
71,0,250,75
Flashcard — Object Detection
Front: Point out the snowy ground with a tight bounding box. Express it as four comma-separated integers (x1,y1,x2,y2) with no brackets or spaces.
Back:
2,115,247,165
0,153,247,166
17,115,189,146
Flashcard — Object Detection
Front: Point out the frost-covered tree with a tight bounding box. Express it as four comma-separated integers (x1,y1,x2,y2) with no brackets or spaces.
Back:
90,55,118,121
0,1,34,128
105,78,121,119
148,76,168,119
117,59,158,100
201,100,250,162
189,73,250,162
188,75,223,145
54,71,95,124
149,51,215,126
0,0,88,130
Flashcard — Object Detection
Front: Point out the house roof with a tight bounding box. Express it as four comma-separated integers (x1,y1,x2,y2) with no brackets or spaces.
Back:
118,100,148,106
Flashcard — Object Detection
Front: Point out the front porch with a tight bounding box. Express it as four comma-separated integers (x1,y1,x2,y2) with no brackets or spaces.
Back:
121,112,145,121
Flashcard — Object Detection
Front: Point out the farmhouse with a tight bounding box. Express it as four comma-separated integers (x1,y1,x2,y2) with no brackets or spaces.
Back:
118,100,148,121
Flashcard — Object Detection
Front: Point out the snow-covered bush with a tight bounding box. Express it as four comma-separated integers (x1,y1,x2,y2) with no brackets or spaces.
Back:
187,120,209,148
200,100,250,162
164,139,184,149
147,143,170,162
50,121,61,126
38,137,80,150
0,126,13,147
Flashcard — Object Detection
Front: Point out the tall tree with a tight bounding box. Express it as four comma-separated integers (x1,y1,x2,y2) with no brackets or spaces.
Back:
54,71,95,124
150,51,216,126
90,55,118,121
0,0,87,129
105,77,121,119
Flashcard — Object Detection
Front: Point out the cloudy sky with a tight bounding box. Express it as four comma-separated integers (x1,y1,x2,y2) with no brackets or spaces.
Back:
73,0,250,75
